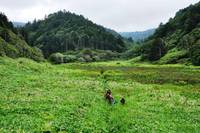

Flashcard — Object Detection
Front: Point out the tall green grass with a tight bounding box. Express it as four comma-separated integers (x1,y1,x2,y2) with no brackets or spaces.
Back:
0,57,200,132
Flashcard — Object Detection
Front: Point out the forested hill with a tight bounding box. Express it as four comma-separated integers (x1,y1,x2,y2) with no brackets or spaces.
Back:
139,2,200,65
0,12,44,61
24,11,126,57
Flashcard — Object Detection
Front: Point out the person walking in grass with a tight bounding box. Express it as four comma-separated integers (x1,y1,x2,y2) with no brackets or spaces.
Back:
105,89,115,104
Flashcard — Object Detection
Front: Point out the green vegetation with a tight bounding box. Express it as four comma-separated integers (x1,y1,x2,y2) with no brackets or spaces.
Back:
23,11,126,58
0,12,44,62
49,49,121,64
190,40,200,65
132,2,200,66
121,44,142,59
1,2,200,66
141,38,167,61
0,1,200,132
157,48,188,64
0,57,200,132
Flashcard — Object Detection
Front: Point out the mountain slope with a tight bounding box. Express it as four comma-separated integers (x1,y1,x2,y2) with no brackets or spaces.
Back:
106,28,121,37
140,2,200,65
120,29,155,41
0,12,44,61
24,11,126,57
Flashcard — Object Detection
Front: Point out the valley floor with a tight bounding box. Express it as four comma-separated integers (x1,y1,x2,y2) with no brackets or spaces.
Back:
0,57,200,132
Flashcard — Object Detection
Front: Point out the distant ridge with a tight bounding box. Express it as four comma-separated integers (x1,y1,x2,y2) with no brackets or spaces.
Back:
119,28,155,41
12,22,26,27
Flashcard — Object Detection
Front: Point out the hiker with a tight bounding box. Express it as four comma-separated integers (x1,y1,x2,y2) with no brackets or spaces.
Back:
105,89,115,104
120,97,125,105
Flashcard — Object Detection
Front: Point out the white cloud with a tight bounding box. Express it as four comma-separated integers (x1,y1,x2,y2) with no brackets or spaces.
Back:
0,0,199,31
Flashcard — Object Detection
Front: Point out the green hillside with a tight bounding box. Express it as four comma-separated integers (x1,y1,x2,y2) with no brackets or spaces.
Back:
0,13,44,61
24,11,126,58
138,2,200,65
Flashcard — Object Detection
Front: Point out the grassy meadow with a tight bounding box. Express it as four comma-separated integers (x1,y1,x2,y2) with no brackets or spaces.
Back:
0,57,200,132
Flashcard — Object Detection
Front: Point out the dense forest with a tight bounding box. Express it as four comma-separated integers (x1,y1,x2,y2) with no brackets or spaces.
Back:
0,2,199,65
135,2,200,65
23,11,126,58
0,12,44,61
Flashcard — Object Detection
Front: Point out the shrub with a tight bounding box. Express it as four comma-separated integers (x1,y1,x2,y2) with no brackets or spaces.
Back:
81,49,93,56
101,50,120,60
93,55,101,61
4,44,19,58
49,53,64,64
30,47,44,62
78,57,86,62
83,55,93,62
63,55,77,63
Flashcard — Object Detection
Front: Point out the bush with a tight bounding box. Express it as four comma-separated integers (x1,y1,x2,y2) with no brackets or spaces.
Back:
30,47,44,62
93,55,101,61
78,57,86,62
4,44,19,58
49,53,64,64
63,55,77,63
99,50,120,60
83,55,93,62
47,50,121,64
81,49,93,56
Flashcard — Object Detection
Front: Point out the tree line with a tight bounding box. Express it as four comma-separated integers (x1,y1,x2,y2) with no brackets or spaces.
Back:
22,11,126,58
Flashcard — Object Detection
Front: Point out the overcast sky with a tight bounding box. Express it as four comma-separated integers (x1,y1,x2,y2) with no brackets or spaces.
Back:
0,0,199,32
